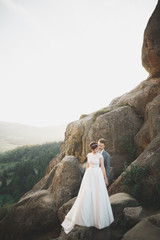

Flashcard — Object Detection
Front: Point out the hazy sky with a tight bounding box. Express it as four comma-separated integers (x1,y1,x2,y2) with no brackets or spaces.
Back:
0,0,158,127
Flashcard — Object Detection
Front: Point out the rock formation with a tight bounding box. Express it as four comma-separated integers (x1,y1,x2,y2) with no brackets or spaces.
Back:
123,206,146,229
134,95,160,154
110,77,160,118
1,1,160,240
108,135,160,203
65,105,143,180
122,213,160,240
142,1,160,77
0,156,82,240
55,193,140,240
107,0,160,201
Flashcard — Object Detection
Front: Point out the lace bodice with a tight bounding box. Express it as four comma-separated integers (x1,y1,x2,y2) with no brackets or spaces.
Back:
87,152,103,168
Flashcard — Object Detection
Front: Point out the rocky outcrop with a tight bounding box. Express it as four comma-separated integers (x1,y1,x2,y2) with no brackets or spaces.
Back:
65,114,93,163
45,142,65,175
58,197,77,224
109,193,138,227
0,156,82,240
122,213,160,240
123,206,146,229
64,80,160,183
62,4,160,184
135,95,160,154
52,225,112,240
108,93,160,196
109,77,160,118
1,2,160,240
107,1,160,198
55,192,140,240
65,106,143,179
108,135,160,205
87,106,143,178
142,1,160,77
0,190,59,240
110,193,138,212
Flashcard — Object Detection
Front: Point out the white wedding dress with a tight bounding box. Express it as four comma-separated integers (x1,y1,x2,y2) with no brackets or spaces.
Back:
61,152,114,234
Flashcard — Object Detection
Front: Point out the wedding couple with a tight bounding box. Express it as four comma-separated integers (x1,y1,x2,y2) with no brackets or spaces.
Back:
61,138,114,234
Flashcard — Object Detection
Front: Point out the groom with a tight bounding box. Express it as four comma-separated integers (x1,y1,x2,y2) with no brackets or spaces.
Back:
98,138,111,183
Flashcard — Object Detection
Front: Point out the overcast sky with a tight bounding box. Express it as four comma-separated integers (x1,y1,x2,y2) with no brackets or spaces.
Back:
0,0,158,127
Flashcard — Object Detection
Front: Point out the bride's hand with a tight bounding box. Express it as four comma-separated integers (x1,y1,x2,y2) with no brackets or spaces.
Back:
105,180,109,186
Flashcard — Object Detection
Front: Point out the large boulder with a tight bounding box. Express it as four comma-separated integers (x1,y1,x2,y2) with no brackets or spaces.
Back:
49,156,82,209
58,197,77,223
52,225,112,240
65,114,93,163
123,206,146,229
135,95,160,154
122,213,160,240
110,77,160,118
0,156,82,240
87,106,143,178
0,190,59,240
65,106,143,179
110,193,138,227
110,193,138,213
110,0,160,119
1,2,160,239
57,196,113,240
108,135,160,205
45,142,65,175
142,1,160,77
57,192,138,240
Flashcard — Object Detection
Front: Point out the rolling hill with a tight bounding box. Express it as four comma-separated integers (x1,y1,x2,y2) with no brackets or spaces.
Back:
0,121,66,152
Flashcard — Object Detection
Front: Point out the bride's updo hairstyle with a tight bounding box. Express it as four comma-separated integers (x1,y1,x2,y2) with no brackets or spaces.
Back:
89,141,98,150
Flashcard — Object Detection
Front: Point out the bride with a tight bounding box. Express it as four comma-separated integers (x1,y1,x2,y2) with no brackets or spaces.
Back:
61,141,114,234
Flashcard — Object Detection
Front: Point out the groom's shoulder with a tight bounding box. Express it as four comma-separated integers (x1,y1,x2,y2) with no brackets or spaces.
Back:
103,150,110,157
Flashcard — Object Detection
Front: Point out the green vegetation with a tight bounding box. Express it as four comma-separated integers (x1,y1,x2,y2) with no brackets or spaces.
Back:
92,107,114,122
92,104,132,122
121,164,160,207
117,103,130,107
0,201,14,221
0,142,61,220
92,103,143,123
79,114,88,119
121,164,150,198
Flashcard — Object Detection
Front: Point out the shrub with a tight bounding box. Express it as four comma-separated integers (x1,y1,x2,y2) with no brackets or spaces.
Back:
121,164,160,208
79,114,88,119
121,164,150,201
92,107,113,122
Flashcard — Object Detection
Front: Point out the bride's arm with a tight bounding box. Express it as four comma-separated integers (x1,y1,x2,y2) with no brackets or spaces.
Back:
85,162,89,171
85,155,90,171
100,157,109,186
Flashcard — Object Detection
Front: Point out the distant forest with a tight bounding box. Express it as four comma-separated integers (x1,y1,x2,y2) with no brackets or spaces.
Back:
0,141,61,220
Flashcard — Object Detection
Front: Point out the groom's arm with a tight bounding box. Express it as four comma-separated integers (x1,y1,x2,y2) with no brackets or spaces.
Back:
106,153,110,181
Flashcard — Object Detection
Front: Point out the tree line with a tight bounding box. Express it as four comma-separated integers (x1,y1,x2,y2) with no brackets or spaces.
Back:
0,141,61,219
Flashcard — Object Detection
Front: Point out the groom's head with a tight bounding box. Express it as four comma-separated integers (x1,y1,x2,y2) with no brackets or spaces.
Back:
98,138,106,152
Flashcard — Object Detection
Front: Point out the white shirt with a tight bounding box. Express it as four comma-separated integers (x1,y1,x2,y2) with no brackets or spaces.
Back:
101,149,104,154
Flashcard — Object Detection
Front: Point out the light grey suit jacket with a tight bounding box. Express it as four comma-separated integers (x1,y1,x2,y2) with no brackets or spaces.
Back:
102,150,110,181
